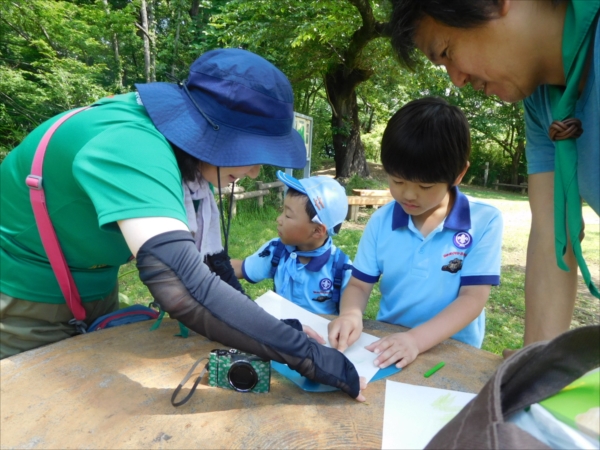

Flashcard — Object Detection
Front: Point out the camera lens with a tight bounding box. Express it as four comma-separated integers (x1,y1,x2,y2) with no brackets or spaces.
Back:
227,361,258,392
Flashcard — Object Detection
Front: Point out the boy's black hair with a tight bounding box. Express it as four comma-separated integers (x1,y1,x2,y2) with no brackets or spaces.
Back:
390,0,563,69
286,188,342,235
381,97,470,185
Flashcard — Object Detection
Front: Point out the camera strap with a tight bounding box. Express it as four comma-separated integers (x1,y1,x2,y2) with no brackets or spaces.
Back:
171,356,208,407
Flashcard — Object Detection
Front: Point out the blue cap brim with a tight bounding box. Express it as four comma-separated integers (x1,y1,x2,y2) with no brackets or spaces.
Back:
276,171,306,193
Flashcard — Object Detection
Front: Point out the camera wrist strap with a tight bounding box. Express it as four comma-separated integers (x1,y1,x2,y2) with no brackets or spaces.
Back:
171,356,208,407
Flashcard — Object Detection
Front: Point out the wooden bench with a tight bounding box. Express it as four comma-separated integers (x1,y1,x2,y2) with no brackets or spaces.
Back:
218,181,285,217
492,180,529,195
352,189,391,197
346,195,393,221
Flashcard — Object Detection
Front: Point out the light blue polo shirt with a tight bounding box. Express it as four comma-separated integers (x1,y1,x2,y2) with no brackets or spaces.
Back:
352,188,503,348
523,16,599,215
242,239,352,315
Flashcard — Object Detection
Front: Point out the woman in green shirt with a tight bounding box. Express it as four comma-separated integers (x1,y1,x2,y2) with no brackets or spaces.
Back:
0,48,365,401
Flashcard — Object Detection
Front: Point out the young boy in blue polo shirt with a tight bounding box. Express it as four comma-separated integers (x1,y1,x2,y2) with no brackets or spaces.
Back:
232,171,352,315
328,97,503,369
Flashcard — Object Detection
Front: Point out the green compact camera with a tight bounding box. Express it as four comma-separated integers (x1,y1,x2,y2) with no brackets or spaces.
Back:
208,349,271,393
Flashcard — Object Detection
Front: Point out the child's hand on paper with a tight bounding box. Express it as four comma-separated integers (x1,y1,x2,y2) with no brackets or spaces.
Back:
327,312,363,352
302,324,326,345
366,332,419,369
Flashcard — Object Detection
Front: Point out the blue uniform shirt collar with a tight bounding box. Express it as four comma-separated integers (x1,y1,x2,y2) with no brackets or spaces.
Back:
391,186,471,231
444,187,471,230
304,248,332,271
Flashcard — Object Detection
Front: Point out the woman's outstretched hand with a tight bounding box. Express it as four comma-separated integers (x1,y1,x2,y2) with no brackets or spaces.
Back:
356,376,367,402
302,324,368,401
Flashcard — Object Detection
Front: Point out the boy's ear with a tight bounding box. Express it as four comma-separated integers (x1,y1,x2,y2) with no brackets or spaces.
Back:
498,0,511,18
453,161,470,186
311,223,328,240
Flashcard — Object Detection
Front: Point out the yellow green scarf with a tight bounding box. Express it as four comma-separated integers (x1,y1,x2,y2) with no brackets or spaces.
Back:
549,0,599,298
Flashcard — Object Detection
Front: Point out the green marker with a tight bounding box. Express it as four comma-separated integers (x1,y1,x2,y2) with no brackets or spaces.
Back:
424,361,445,378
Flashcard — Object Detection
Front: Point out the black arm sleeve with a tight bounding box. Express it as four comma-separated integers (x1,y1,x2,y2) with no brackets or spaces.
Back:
204,249,248,296
136,230,360,398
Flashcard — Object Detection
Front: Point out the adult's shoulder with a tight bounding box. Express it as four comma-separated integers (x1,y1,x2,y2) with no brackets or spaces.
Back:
76,93,171,155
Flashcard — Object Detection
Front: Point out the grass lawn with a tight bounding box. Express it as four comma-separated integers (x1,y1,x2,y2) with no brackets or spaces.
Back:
118,178,599,356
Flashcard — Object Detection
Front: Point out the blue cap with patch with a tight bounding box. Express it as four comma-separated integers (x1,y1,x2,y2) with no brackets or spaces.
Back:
276,171,348,236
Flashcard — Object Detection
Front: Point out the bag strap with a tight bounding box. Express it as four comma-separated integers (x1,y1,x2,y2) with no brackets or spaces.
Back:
270,240,289,293
331,249,351,305
269,240,287,278
25,107,91,330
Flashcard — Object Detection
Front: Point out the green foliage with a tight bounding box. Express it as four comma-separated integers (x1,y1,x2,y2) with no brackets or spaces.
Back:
300,94,334,170
361,122,386,162
483,266,526,353
343,173,388,194
396,59,528,185
0,0,222,152
1,0,528,185
208,1,398,177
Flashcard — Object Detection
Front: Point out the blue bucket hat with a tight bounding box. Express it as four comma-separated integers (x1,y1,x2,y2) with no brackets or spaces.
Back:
276,171,348,236
136,48,306,168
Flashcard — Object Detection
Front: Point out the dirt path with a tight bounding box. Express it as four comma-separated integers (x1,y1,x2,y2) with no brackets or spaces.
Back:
313,161,387,181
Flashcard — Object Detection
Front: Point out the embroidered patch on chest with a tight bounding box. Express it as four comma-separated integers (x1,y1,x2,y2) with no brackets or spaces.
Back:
319,278,333,290
453,231,472,249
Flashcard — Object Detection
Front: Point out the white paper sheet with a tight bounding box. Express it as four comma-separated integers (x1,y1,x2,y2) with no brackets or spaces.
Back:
255,290,381,382
381,380,476,449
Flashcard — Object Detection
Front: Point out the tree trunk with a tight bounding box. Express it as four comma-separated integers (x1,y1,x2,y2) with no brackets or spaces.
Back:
325,65,371,178
140,0,151,83
102,0,123,90
147,0,156,82
189,0,200,18
171,0,183,77
510,140,525,185
364,105,375,133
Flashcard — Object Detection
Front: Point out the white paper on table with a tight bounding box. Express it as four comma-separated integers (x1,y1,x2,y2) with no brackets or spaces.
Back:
381,380,476,449
254,290,381,382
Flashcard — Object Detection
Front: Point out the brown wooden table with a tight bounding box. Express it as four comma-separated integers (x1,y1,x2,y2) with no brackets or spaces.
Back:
0,319,501,449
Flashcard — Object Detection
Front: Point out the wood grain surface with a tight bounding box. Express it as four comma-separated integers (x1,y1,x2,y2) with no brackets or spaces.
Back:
1,318,501,449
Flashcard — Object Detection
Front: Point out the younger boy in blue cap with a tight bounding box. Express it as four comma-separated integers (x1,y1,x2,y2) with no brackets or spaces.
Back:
232,171,352,315
328,97,503,369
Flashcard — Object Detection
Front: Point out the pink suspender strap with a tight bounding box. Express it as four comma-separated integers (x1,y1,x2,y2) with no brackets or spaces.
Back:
25,107,90,323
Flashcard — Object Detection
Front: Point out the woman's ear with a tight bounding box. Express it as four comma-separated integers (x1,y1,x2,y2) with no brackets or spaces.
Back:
453,161,470,186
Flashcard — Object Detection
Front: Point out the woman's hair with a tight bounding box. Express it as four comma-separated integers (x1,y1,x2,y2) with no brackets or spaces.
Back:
390,0,563,69
381,97,470,185
171,142,200,182
286,188,342,235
